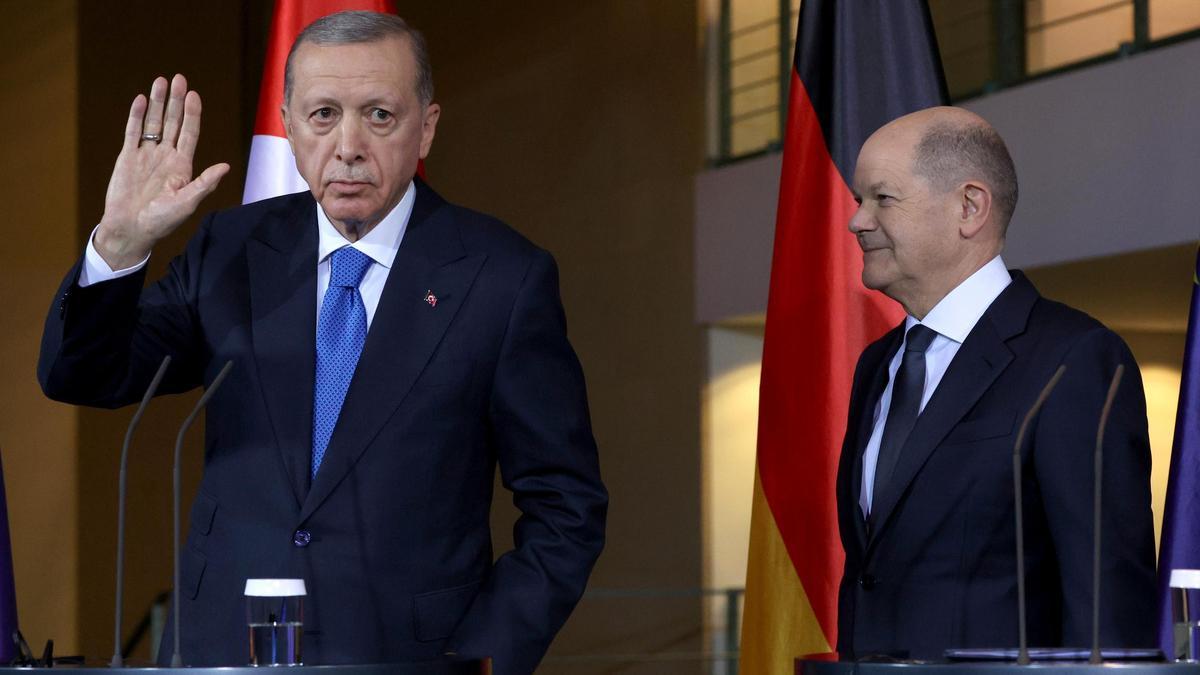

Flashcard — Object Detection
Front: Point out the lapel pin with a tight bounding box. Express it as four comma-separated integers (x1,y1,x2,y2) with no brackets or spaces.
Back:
424,290,438,308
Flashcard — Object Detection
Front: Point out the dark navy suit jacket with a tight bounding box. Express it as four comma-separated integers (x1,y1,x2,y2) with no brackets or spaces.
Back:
835,272,1156,659
39,181,607,675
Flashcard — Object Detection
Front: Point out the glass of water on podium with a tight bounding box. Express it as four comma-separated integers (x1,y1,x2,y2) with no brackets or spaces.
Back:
245,579,306,666
1171,569,1200,661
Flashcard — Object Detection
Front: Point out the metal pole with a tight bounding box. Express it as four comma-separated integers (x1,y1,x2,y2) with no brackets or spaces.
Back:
717,0,732,160
1133,0,1150,50
777,0,792,143
725,588,741,675
994,0,1026,87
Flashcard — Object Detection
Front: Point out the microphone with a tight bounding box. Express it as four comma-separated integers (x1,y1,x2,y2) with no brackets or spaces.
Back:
170,360,233,667
1013,364,1067,665
111,355,171,668
948,363,1159,663
1090,365,1124,664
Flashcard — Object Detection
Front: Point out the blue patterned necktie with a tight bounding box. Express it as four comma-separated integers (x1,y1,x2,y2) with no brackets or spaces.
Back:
312,246,373,478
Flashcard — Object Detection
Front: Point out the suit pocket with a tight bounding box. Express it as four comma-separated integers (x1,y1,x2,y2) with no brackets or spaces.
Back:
189,492,218,538
412,580,482,643
181,546,207,600
942,411,1016,445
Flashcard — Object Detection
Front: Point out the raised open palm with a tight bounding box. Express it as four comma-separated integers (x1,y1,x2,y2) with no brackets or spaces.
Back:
96,74,230,269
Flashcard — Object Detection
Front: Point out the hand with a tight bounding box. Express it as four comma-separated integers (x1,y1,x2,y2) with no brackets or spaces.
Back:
94,74,230,270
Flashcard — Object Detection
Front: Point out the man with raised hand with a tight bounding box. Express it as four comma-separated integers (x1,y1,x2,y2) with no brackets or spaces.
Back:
40,12,606,675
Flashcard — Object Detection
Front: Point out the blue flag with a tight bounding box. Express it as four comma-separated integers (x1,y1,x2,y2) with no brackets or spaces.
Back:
1157,247,1200,656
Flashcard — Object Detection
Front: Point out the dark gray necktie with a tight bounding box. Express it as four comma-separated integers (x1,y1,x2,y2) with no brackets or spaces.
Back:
871,324,938,509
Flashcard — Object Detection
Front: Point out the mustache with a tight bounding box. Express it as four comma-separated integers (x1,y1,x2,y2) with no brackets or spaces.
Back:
324,169,376,184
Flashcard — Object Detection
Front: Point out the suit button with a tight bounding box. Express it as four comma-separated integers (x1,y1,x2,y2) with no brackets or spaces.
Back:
859,574,877,590
293,530,312,547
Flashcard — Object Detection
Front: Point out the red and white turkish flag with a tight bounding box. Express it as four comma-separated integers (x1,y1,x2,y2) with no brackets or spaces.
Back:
244,0,398,204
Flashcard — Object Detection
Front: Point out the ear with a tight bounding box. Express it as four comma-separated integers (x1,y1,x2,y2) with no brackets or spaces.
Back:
958,181,992,239
419,102,441,159
280,105,296,155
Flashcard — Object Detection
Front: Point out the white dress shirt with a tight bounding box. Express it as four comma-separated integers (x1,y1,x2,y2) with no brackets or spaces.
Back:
313,181,414,327
79,180,417,331
859,255,1012,516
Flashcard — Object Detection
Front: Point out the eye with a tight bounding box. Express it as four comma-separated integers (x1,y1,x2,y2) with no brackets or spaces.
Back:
852,195,863,206
876,193,895,204
311,107,336,122
369,108,393,122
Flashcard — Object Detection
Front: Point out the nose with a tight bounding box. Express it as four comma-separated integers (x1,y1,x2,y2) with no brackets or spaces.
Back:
335,117,366,164
848,204,874,234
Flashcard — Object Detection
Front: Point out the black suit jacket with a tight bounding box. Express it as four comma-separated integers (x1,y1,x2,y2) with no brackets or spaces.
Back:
38,182,607,675
835,272,1156,659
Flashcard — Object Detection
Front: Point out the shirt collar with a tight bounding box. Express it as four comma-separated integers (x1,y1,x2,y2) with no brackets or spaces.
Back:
315,180,416,269
905,255,1013,344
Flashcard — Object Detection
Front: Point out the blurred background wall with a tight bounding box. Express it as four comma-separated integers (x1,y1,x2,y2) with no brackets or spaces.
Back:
0,0,80,653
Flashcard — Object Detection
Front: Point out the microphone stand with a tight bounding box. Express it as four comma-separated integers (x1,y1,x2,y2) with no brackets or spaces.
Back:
1013,365,1066,665
111,355,171,668
171,361,233,667
1090,365,1124,664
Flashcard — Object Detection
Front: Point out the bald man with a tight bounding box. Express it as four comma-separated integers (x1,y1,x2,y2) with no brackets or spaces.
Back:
835,107,1156,659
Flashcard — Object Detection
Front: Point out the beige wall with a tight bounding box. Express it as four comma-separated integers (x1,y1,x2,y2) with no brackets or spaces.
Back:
0,0,80,653
1131,335,1184,549
701,326,761,660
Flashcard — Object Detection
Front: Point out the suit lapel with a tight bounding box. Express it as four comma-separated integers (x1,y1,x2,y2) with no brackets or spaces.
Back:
849,329,902,551
867,273,1038,543
247,194,319,507
298,183,486,523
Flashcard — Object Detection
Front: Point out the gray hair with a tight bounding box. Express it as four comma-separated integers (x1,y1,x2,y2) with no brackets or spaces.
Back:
913,121,1019,232
284,11,433,107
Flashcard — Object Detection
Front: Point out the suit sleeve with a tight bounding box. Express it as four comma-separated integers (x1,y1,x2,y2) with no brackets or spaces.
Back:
446,248,608,675
38,218,213,408
1033,327,1157,647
